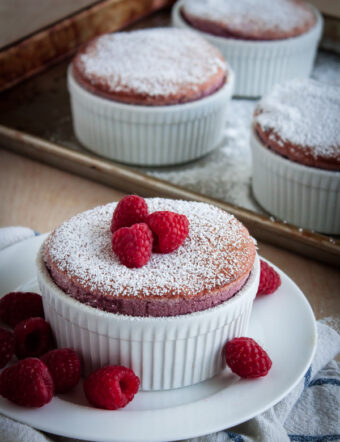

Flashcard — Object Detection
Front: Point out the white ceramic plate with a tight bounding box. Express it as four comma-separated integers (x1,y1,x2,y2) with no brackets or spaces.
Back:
0,234,317,442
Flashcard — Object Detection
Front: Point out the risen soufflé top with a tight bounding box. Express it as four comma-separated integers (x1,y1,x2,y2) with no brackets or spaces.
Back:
44,199,256,317
254,79,340,171
72,28,228,106
181,0,316,41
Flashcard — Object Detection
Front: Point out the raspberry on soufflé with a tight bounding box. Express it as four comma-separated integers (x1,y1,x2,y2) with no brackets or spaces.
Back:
110,195,149,233
147,210,189,254
112,223,153,268
254,79,340,171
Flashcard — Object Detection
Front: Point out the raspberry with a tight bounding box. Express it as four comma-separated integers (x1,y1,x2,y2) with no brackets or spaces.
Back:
225,337,272,378
0,292,44,327
257,260,281,296
41,348,81,393
147,211,189,253
84,365,140,410
0,328,15,369
112,223,153,268
111,195,149,233
14,317,54,359
0,358,54,407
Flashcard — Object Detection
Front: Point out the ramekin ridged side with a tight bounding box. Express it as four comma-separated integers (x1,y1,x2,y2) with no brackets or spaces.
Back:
172,0,323,97
251,129,340,234
36,247,260,391
67,67,234,166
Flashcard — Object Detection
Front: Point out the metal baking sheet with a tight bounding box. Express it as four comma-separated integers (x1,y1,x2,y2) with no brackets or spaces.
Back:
0,0,175,92
0,7,339,266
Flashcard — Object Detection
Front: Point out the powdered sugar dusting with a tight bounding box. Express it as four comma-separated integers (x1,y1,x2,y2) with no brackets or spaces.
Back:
45,199,255,299
77,28,226,98
183,0,314,35
255,79,340,157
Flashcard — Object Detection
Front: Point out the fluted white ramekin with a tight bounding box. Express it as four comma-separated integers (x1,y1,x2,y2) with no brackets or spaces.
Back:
251,129,340,234
68,67,234,166
172,0,323,97
36,247,259,391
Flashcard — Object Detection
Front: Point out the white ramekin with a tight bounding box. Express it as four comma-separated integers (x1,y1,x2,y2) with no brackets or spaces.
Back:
36,247,260,391
172,0,323,97
67,67,234,166
251,129,340,234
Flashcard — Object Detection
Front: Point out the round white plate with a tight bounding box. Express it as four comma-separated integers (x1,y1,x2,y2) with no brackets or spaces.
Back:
0,234,317,442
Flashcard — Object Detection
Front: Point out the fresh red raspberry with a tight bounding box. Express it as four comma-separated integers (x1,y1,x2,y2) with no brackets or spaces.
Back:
0,292,44,327
112,223,153,268
14,317,54,359
225,337,272,378
257,260,281,296
0,328,15,369
41,348,81,393
0,358,54,407
111,195,149,233
147,211,189,253
84,365,140,410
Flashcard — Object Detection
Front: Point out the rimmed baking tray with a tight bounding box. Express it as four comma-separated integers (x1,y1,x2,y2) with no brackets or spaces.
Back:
0,2,339,266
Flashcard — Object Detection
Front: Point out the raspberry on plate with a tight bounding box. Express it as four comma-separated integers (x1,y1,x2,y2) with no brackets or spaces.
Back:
84,365,140,410
14,317,54,359
0,291,44,327
112,223,153,268
41,348,81,393
147,211,189,253
0,328,14,369
111,195,149,233
0,358,54,407
225,337,272,379
257,260,281,296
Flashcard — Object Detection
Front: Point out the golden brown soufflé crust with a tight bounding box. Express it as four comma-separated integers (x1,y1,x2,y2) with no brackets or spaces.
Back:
72,28,228,106
43,199,256,317
181,0,316,41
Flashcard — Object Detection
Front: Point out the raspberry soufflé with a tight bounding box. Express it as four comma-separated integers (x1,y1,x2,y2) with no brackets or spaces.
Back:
43,199,256,317
252,79,340,234
180,0,316,41
72,28,227,106
172,0,322,97
68,28,234,165
37,195,260,390
37,198,259,389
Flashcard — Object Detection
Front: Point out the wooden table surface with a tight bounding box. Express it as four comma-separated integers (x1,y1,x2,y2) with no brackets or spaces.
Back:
0,148,339,330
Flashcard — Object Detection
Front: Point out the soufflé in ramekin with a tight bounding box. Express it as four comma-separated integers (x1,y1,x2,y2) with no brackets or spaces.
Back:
37,198,259,390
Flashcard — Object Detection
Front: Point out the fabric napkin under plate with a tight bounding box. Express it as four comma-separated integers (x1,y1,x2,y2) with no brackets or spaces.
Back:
0,227,339,442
